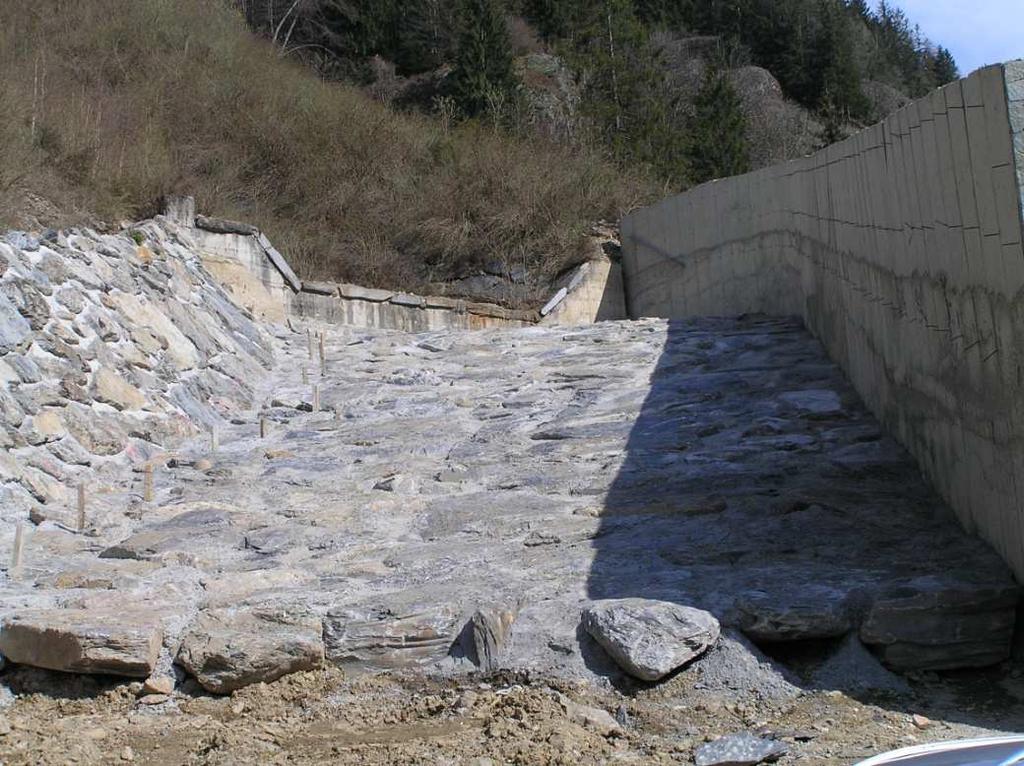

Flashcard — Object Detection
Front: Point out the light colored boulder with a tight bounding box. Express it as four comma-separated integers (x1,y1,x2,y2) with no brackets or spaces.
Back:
582,599,720,682
19,409,66,445
471,604,519,672
0,291,32,352
176,608,324,694
0,609,162,677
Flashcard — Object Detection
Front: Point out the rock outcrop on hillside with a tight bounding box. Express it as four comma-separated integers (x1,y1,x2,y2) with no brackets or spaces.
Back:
0,219,273,519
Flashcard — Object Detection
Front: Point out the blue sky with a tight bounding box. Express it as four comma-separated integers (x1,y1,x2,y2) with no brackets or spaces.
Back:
892,1,1024,76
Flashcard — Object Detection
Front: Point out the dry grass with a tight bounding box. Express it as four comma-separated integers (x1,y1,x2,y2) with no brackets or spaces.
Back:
0,0,654,302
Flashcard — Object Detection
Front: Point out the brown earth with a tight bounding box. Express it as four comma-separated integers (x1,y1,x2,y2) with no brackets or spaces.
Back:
3,655,1024,765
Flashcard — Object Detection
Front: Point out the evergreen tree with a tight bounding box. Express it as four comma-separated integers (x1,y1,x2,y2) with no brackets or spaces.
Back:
634,0,691,28
687,63,750,183
565,0,688,184
397,0,456,74
932,45,959,85
524,0,574,40
452,0,518,117
814,0,868,119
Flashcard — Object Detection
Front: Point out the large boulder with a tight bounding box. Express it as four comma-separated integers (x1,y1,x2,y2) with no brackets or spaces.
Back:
732,589,851,642
0,609,162,677
176,608,324,694
581,598,719,682
859,585,1019,671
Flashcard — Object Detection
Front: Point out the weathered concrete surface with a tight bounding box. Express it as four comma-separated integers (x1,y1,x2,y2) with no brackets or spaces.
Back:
188,203,622,332
542,253,628,325
622,62,1024,579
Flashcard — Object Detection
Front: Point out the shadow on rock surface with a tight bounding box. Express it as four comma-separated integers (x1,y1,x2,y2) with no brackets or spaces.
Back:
586,316,1023,729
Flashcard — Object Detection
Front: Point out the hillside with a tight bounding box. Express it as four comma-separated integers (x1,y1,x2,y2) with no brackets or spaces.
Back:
0,0,649,306
241,0,960,185
0,0,957,307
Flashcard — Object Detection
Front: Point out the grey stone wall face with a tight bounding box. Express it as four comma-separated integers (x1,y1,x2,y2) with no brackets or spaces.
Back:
622,62,1024,579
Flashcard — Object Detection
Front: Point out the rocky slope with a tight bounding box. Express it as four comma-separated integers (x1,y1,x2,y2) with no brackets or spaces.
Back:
0,223,1021,764
0,219,273,521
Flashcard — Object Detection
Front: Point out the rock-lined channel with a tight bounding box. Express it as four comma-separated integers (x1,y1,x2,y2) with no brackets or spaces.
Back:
0,222,1021,764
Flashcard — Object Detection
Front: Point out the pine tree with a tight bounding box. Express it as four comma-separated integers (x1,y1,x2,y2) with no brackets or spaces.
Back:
687,63,750,184
634,0,691,28
932,45,959,85
565,0,687,185
813,0,868,119
452,0,518,117
397,0,456,74
524,0,574,40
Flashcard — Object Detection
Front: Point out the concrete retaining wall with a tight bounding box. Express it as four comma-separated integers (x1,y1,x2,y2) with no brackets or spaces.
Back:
287,288,538,331
541,256,628,325
622,62,1024,579
181,205,627,332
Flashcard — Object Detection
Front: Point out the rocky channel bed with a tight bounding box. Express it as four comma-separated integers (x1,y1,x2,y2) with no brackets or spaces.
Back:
0,220,1022,764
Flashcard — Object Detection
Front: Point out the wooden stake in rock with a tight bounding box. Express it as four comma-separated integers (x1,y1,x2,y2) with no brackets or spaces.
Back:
313,384,321,413
11,521,25,574
77,482,86,532
143,464,154,503
307,328,314,361
260,417,268,439
319,333,326,376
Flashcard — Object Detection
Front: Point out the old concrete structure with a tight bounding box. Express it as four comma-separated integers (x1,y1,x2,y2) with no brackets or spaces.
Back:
622,61,1024,579
180,208,627,331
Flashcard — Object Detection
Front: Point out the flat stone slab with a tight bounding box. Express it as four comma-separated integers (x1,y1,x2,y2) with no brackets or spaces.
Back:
582,599,720,681
390,293,426,308
859,585,1020,670
194,215,258,235
338,283,393,302
300,280,337,296
732,589,852,641
0,609,161,677
324,602,460,670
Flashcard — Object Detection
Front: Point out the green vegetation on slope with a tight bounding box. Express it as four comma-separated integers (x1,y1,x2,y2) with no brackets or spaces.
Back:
0,0,650,301
241,0,960,189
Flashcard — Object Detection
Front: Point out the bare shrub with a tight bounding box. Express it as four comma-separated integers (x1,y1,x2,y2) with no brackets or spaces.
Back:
0,0,652,305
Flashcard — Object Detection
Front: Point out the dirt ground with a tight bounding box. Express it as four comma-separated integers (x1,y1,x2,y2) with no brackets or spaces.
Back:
3,650,1024,766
